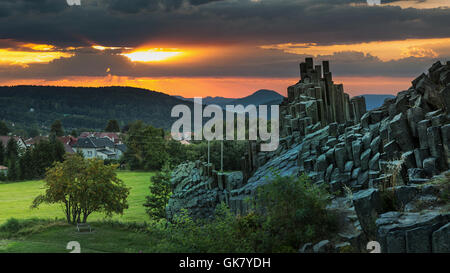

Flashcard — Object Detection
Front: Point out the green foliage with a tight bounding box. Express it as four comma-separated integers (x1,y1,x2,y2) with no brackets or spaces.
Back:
0,142,4,166
27,127,40,138
0,121,10,135
124,121,168,171
439,173,450,203
0,86,192,133
153,204,254,253
24,138,65,179
105,120,121,132
50,120,64,137
7,156,19,181
0,218,21,234
148,173,337,253
18,149,34,180
0,218,61,238
380,190,398,212
144,164,172,220
182,140,247,171
252,174,338,252
32,154,130,224
5,138,18,161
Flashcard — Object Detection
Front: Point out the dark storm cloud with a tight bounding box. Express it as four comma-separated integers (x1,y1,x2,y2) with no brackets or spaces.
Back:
0,0,448,81
0,0,449,47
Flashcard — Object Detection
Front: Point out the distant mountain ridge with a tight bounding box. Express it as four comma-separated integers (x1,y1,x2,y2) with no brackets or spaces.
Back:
174,96,236,105
176,89,285,108
361,94,396,110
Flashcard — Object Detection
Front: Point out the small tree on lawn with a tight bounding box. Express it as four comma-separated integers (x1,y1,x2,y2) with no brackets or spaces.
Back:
32,154,130,224
143,164,172,220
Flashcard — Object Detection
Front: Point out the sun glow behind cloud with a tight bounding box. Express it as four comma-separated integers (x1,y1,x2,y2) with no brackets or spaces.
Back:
0,40,73,65
0,49,72,65
121,48,183,62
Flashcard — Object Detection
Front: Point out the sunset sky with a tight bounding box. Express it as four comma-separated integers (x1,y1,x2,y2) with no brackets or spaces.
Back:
0,0,449,98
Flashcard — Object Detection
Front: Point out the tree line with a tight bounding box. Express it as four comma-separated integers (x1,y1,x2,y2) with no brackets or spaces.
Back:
123,121,247,172
0,136,65,181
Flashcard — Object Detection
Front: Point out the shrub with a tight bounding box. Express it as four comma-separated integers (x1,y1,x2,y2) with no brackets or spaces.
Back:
0,218,21,233
144,164,172,220
152,204,254,253
252,174,338,252
0,218,60,237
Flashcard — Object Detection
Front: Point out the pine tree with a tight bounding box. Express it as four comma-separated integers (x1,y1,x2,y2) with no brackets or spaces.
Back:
0,142,4,166
7,156,18,181
0,121,10,135
51,138,66,163
6,138,18,161
50,120,64,137
19,149,34,180
105,120,120,132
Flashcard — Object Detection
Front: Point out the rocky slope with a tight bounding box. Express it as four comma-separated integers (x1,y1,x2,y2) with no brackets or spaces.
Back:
166,58,450,253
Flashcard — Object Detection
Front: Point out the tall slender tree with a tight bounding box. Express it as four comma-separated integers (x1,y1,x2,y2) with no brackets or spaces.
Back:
0,142,4,166
6,138,18,161
7,156,18,181
50,120,64,137
0,121,10,135
105,120,120,132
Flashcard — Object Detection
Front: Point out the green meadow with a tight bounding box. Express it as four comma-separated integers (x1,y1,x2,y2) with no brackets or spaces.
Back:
0,171,154,224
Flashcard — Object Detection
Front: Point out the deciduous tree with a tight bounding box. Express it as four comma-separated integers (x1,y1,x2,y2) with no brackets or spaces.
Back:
32,154,130,224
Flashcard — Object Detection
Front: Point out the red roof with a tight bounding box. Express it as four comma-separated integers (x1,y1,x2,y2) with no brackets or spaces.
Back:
25,136,48,146
58,136,78,146
0,165,8,170
79,132,122,144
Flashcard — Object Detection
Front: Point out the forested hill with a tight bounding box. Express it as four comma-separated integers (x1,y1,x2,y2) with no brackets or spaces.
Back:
0,85,194,132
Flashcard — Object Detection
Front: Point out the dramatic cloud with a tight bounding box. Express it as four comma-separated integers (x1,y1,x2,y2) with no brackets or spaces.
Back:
0,0,449,47
0,0,449,96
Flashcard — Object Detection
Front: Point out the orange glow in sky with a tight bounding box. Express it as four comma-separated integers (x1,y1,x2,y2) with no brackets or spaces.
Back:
384,0,450,9
260,37,450,61
0,42,73,65
0,75,413,98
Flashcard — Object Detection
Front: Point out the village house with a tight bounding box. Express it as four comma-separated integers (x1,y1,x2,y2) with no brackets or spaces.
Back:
0,165,8,176
72,136,126,160
79,132,123,144
24,135,77,154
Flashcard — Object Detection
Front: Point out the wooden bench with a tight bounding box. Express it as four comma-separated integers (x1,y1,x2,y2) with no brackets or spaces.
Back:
76,223,92,233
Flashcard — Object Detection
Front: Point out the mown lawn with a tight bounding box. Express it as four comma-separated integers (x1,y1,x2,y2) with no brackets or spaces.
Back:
0,171,154,224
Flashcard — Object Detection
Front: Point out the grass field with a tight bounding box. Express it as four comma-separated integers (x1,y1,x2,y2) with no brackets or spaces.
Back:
0,221,161,253
0,171,154,224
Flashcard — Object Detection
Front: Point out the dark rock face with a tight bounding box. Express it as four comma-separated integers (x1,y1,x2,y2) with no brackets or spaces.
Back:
432,223,450,253
166,59,450,252
376,211,450,253
353,189,383,238
166,161,243,221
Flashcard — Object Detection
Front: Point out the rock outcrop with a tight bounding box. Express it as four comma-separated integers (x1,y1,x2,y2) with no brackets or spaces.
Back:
166,161,243,220
166,58,450,252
